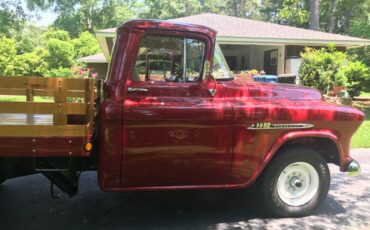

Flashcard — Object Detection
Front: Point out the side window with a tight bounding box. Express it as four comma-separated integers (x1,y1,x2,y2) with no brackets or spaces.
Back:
133,35,205,82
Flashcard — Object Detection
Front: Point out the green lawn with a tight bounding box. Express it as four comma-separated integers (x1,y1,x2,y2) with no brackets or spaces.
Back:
0,95,53,102
351,104,370,148
359,92,370,97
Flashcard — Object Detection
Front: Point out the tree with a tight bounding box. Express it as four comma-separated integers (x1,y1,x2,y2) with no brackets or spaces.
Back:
0,0,27,37
15,24,46,54
259,0,310,26
71,31,101,59
225,0,259,18
0,37,17,76
42,29,70,42
26,0,140,37
12,48,49,76
279,0,309,27
140,0,200,19
46,38,74,69
309,0,320,30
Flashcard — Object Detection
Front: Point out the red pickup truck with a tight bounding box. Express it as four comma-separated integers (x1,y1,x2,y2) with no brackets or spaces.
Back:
0,20,365,217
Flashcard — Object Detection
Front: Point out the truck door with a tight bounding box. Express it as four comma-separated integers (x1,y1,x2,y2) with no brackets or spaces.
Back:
121,33,233,188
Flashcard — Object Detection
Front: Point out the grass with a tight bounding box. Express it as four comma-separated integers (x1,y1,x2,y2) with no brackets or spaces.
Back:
0,95,53,102
359,92,370,97
351,104,370,148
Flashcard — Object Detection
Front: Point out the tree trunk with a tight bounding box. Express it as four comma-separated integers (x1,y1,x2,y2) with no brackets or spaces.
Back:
233,0,238,17
328,0,337,33
343,9,352,34
309,0,320,31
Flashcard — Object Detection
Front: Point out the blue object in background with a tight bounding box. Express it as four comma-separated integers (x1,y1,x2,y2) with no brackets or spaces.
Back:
253,75,277,83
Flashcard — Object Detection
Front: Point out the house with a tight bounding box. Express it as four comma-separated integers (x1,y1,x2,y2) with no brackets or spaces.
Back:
79,13,370,80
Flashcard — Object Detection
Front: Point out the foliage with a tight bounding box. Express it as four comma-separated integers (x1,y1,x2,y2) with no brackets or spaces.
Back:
341,61,370,97
225,0,259,18
15,24,46,54
299,47,346,94
71,32,101,59
26,0,140,37
46,38,75,69
299,47,369,97
44,67,74,78
45,65,97,78
41,29,70,42
0,0,27,37
279,0,309,27
11,48,49,76
0,37,17,76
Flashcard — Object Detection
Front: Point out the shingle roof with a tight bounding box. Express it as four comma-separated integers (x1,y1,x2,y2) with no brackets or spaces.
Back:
169,13,368,43
96,13,370,46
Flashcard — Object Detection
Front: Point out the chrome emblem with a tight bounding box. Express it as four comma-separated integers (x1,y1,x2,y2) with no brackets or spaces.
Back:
248,123,314,130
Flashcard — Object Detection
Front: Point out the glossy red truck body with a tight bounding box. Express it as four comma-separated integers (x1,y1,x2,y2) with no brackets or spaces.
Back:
98,20,365,192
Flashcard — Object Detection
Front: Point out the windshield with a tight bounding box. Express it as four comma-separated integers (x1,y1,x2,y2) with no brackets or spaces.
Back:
212,43,234,80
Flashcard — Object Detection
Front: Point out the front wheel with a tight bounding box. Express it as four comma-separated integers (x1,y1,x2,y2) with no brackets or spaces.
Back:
257,147,330,217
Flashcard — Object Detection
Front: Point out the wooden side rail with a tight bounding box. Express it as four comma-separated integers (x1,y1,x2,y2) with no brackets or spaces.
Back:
0,76,98,137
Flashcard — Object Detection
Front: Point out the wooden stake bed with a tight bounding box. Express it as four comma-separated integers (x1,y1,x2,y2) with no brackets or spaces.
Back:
0,76,101,157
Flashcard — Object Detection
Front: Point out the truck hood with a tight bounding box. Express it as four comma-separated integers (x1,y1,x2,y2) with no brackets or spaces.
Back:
222,80,323,101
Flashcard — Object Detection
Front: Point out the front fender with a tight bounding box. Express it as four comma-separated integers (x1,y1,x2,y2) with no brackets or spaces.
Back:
228,129,347,189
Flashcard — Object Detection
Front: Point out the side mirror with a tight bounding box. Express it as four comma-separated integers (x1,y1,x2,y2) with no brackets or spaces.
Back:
202,60,211,81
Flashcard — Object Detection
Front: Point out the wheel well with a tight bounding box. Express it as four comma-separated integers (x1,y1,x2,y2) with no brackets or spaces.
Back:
276,137,340,165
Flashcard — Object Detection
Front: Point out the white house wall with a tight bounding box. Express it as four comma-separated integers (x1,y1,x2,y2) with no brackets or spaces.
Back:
220,44,285,75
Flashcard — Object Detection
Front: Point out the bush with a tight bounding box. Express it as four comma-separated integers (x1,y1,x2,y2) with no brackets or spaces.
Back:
299,47,369,97
341,61,370,97
299,47,347,94
45,67,74,78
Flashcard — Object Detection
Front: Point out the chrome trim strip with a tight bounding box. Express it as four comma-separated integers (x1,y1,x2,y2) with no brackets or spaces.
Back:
247,123,314,130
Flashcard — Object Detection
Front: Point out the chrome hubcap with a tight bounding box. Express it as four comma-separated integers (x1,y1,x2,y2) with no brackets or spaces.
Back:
277,162,319,206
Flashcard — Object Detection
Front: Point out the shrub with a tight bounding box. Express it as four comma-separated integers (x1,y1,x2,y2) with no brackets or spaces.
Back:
299,47,369,97
299,47,347,94
45,67,74,78
341,61,369,97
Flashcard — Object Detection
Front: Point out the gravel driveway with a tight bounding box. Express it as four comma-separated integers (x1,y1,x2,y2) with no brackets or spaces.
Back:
1,149,369,230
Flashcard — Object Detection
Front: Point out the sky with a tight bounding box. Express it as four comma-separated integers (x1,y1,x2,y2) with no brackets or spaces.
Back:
21,0,57,26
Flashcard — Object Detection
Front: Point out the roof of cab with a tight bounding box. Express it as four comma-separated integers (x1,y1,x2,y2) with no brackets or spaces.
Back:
117,19,217,37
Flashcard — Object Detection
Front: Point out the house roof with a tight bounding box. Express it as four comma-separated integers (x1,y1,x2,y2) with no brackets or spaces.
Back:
89,13,370,64
169,13,370,46
96,13,370,47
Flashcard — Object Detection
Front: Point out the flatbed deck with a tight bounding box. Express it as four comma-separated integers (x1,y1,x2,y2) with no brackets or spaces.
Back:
0,114,53,125
0,76,100,157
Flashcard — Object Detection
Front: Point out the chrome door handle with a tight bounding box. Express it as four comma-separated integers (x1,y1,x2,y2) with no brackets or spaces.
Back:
127,87,148,92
